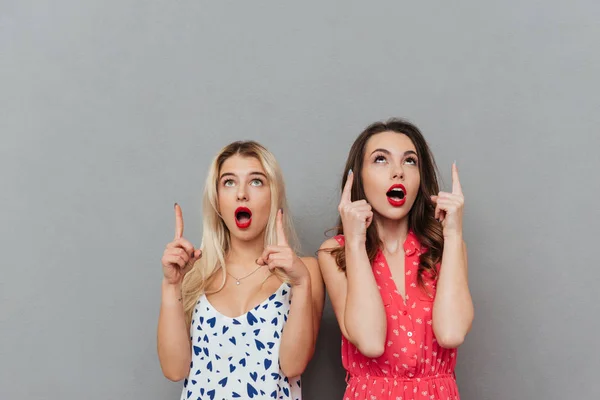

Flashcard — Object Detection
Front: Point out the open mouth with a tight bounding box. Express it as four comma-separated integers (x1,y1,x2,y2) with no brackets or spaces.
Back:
386,184,407,207
234,207,252,229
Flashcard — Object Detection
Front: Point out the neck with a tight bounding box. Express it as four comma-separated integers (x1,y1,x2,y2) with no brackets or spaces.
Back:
226,232,265,268
375,214,410,254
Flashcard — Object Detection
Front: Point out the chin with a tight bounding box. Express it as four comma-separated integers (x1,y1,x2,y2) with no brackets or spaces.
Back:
375,205,411,221
382,212,410,221
226,226,254,239
225,222,265,242
232,231,262,242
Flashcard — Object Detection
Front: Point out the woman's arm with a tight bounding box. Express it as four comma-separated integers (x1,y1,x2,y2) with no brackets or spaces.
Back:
432,238,473,348
278,257,325,377
157,204,201,381
157,280,192,381
431,163,474,348
318,238,387,358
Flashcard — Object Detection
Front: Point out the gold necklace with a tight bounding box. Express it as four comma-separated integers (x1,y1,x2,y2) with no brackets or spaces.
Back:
227,265,262,286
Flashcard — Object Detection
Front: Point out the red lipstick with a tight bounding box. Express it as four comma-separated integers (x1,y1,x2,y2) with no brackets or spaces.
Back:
234,207,252,229
386,184,406,207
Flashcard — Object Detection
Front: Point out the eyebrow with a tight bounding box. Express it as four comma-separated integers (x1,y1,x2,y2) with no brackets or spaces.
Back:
370,148,418,157
219,171,267,180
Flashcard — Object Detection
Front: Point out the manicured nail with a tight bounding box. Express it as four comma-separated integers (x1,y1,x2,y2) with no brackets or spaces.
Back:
348,169,352,175
280,208,283,214
174,202,177,208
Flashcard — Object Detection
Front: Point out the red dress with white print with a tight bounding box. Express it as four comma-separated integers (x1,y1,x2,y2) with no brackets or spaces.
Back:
334,232,460,400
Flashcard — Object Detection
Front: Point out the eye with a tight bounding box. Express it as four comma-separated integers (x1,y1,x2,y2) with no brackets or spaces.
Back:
223,179,235,187
374,155,387,163
404,156,418,166
250,178,263,186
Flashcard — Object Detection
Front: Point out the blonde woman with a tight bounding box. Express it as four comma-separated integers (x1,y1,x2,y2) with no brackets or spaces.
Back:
158,141,324,400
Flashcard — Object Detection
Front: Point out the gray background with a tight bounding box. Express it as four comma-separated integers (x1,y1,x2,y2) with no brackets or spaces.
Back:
1,1,598,399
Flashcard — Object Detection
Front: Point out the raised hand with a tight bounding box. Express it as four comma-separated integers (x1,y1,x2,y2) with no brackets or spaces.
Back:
431,163,464,238
338,170,373,245
257,209,309,286
161,203,202,285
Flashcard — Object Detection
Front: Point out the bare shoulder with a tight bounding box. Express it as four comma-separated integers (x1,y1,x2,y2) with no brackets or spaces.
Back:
300,256,320,273
319,237,341,252
318,237,341,259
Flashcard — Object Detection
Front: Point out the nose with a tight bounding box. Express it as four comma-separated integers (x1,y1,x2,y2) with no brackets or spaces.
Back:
236,187,248,202
391,163,405,180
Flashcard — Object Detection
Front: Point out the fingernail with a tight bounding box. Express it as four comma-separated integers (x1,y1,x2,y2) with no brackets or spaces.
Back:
174,202,178,208
454,160,457,166
280,208,284,214
255,258,260,265
348,169,352,175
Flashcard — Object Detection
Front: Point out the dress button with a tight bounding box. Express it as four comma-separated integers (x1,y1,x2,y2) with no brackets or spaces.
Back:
407,331,413,337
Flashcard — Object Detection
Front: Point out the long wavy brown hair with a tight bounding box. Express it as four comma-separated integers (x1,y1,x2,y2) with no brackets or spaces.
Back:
330,118,444,289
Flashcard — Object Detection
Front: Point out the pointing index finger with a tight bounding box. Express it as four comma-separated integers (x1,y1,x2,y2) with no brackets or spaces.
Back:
452,162,463,195
276,208,287,246
174,203,184,239
340,170,354,205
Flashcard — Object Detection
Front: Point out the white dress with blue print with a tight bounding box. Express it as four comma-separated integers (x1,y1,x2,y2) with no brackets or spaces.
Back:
180,283,301,400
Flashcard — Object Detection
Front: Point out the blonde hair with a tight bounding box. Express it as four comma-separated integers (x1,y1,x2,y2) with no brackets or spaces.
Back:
181,141,299,327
